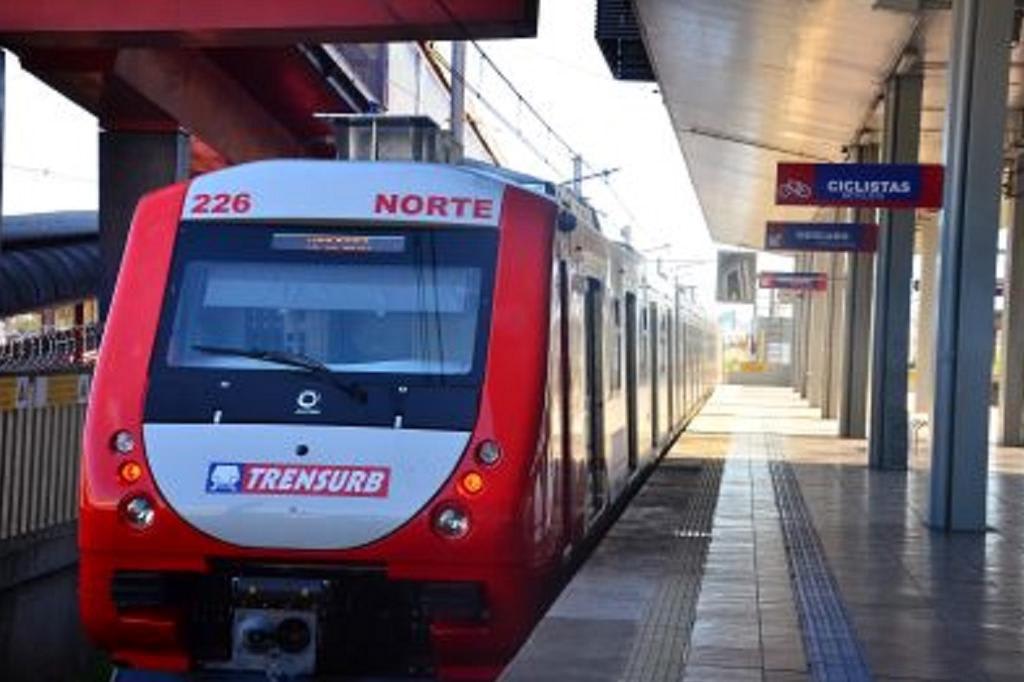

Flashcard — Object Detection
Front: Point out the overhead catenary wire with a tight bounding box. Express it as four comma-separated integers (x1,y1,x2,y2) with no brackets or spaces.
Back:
3,163,96,184
431,43,642,229
426,0,644,231
426,49,562,176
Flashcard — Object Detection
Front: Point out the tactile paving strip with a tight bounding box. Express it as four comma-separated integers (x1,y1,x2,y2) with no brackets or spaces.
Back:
765,434,873,682
620,459,724,682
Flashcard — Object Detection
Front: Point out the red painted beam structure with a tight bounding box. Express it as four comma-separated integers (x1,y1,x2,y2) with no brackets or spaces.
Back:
0,0,539,316
0,0,539,165
0,1,539,46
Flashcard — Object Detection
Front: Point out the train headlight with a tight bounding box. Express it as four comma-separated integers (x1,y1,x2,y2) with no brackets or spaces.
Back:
112,430,136,455
433,505,470,539
121,495,156,529
476,440,502,466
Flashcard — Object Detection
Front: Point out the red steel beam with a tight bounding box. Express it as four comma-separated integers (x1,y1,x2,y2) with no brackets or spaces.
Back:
18,44,342,153
0,0,539,47
112,48,303,162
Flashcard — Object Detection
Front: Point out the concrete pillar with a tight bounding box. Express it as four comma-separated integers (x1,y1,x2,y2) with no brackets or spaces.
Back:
807,253,826,408
1000,156,1024,445
802,256,814,399
929,0,1013,531
815,252,836,415
839,146,878,438
99,130,189,316
815,249,844,419
809,249,836,413
792,268,804,391
838,142,879,439
868,67,922,471
915,216,939,414
799,254,813,398
826,252,846,419
811,251,827,405
839,247,875,438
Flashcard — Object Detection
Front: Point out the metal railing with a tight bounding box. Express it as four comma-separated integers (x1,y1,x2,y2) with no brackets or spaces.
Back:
0,375,88,543
0,323,100,374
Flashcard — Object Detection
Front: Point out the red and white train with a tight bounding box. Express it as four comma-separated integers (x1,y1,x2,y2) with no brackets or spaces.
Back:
79,158,716,680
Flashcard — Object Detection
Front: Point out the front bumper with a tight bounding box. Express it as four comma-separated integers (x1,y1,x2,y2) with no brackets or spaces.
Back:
102,563,487,678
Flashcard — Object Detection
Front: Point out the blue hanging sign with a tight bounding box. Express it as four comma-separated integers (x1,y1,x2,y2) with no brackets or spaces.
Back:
764,222,879,253
758,272,828,292
776,162,944,208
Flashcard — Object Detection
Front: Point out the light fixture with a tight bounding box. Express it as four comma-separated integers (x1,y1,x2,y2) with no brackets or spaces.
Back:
112,430,135,455
476,440,502,466
121,495,155,529
433,505,470,539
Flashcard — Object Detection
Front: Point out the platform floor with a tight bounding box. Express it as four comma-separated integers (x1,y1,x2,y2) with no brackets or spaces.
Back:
500,385,1024,682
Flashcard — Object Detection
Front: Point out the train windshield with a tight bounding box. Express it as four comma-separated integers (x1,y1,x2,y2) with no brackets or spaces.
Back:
157,224,497,381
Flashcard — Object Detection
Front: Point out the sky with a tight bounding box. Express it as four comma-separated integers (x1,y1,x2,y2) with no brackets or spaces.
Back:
1,1,716,292
2,53,99,214
483,0,715,275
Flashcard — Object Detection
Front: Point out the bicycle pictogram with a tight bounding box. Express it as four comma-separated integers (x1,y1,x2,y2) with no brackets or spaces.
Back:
778,178,813,200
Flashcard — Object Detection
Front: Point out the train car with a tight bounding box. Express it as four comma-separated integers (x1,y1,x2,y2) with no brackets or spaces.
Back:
79,157,716,680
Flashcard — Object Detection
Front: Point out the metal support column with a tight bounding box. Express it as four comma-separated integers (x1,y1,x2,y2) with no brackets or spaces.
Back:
915,215,939,414
929,0,1013,530
1000,156,1024,445
868,68,922,470
99,130,189,317
450,41,467,155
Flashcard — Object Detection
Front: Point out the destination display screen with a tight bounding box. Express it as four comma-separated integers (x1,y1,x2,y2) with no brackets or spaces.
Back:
271,233,407,254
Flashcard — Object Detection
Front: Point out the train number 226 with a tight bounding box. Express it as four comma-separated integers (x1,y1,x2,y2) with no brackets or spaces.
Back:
190,192,253,215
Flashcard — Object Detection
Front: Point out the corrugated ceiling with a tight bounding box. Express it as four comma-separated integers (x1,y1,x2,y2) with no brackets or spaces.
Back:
633,1,1023,249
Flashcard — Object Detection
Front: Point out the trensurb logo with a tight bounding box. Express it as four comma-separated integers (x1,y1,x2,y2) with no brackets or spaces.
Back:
206,462,390,498
207,464,243,492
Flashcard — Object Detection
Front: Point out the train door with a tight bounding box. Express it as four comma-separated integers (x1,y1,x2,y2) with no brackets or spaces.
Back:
684,317,692,413
649,303,659,447
676,309,685,421
625,293,639,471
667,308,675,430
658,310,670,442
555,260,574,549
584,278,607,517
641,304,652,456
564,266,588,545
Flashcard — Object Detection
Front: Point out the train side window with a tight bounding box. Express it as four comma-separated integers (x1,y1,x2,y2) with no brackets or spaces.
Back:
639,315,647,374
660,315,668,373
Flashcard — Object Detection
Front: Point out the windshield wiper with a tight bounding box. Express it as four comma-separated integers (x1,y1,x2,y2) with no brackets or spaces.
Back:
191,344,368,403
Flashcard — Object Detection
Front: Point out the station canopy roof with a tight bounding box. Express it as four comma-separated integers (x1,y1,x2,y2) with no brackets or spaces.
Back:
630,1,1024,249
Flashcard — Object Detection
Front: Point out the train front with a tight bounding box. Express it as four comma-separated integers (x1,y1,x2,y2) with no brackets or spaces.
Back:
79,161,559,680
